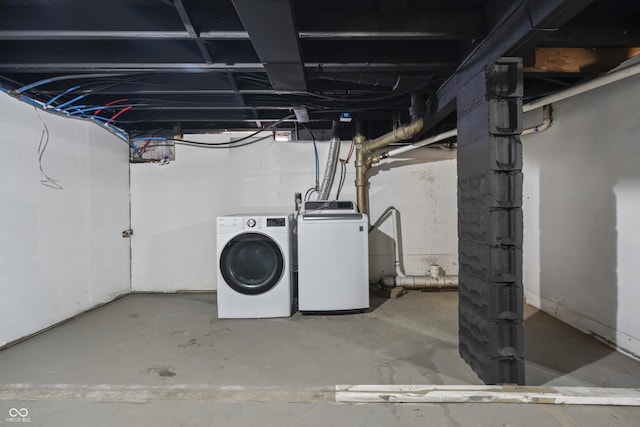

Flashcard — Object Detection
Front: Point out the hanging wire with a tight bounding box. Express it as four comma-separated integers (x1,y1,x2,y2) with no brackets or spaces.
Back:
334,137,356,200
304,187,318,201
335,159,348,200
34,109,62,190
156,114,295,147
172,134,272,149
297,122,320,189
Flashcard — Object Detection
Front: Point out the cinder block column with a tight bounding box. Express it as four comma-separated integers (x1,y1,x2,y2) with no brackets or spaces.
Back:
456,57,525,385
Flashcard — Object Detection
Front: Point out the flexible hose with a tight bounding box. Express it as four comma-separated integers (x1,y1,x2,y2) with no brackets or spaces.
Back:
317,135,341,200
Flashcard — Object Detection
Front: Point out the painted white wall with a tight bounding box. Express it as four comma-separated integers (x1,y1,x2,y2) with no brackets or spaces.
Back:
368,149,458,279
131,133,458,291
0,92,131,347
522,73,640,358
131,134,320,292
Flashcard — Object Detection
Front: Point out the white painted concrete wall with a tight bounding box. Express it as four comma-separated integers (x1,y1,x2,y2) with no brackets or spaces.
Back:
130,134,458,291
0,92,131,347
368,149,458,279
522,73,640,359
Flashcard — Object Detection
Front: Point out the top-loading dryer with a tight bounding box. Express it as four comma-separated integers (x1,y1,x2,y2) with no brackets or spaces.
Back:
216,214,295,318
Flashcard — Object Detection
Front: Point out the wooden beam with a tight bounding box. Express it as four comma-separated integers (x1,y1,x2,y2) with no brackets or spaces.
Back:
525,47,640,73
423,0,594,132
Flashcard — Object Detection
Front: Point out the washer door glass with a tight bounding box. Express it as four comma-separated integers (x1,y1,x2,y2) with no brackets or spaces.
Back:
220,232,285,295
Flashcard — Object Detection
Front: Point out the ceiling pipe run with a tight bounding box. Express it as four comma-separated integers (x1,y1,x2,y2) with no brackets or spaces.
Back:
356,60,640,294
365,59,640,169
354,93,424,217
523,59,640,113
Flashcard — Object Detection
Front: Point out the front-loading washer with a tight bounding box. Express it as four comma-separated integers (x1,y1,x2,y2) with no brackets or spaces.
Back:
216,214,295,318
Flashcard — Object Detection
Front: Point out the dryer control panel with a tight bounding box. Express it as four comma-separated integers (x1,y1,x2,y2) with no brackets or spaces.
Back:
217,215,289,232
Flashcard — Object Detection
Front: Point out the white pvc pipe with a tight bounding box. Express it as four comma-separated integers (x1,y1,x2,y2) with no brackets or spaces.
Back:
369,206,405,278
380,61,640,161
381,275,458,289
522,105,552,135
523,60,640,113
390,208,405,278
369,63,640,292
385,129,458,158
370,207,458,290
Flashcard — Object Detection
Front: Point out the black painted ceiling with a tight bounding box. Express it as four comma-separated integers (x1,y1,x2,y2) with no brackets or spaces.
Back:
0,0,638,139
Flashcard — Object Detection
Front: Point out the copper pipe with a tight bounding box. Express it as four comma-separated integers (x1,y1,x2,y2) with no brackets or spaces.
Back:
354,118,424,218
363,118,424,154
353,134,369,215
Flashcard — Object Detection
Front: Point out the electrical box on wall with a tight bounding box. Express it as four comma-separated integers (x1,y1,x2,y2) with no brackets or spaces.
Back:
130,138,175,163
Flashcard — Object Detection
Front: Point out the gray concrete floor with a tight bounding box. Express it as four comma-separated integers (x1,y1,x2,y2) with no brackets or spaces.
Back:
1,291,640,426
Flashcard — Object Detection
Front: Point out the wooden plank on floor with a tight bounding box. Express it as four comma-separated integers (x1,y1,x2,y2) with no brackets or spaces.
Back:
336,385,640,406
3,384,640,406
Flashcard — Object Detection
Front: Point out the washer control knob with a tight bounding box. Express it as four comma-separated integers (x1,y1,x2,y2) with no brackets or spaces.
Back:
247,218,256,228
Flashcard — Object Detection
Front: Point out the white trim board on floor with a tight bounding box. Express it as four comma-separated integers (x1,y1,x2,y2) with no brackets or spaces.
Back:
2,384,640,406
335,385,640,406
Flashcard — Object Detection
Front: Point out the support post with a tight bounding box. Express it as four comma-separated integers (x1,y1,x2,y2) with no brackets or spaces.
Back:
456,57,525,385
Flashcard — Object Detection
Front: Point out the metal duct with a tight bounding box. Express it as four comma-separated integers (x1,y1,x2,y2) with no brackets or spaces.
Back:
317,122,341,200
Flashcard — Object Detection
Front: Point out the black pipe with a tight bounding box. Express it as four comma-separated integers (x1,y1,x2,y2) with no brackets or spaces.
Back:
409,92,424,123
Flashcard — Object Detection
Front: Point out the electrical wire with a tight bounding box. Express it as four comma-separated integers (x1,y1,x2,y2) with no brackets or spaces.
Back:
93,98,128,116
67,106,87,115
335,159,347,200
16,73,130,94
304,187,318,201
20,95,44,108
156,114,295,146
139,138,154,154
165,133,262,146
172,134,272,149
10,83,141,159
106,105,132,125
45,85,80,108
34,109,62,190
131,137,166,141
129,133,273,153
54,94,86,111
76,113,113,123
33,75,149,115
297,122,320,188
344,138,355,162
334,138,355,200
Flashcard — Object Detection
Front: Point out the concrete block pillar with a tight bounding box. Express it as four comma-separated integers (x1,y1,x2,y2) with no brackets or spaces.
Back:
456,57,525,385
